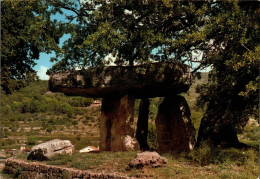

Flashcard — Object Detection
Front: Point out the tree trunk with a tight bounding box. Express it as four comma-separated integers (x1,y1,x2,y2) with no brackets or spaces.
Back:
196,107,247,148
136,98,150,151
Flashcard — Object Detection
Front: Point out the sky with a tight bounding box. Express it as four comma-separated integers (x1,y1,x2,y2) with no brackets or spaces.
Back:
34,10,74,80
34,34,70,80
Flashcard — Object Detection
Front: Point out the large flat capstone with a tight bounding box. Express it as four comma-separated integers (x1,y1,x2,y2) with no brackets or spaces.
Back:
49,62,191,98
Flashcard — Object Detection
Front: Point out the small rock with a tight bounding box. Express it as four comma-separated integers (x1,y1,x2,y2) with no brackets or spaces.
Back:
79,146,100,153
28,139,74,161
128,151,167,169
123,135,139,151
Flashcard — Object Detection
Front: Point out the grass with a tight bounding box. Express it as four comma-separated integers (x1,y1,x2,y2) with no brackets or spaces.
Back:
22,147,255,178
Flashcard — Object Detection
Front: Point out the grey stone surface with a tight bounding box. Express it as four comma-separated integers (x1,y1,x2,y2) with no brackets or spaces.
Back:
49,62,191,98
27,139,74,161
128,151,167,169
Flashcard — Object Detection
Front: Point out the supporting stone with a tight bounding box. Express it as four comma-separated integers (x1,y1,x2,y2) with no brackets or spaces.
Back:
100,94,139,151
155,95,195,153
136,98,150,151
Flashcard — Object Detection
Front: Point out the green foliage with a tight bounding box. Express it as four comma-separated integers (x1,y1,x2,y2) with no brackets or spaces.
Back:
147,123,158,150
196,1,259,146
48,1,208,73
1,0,64,94
27,136,37,145
68,97,94,107
0,80,93,119
187,142,213,166
58,103,74,117
1,105,11,115
187,142,258,168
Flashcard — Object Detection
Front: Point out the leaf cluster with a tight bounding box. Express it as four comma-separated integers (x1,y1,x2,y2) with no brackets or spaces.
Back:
1,0,64,93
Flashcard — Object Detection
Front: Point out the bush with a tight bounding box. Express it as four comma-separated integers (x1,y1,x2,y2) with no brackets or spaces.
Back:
1,105,11,115
46,127,52,133
187,141,213,166
11,101,23,113
30,99,41,113
68,97,93,107
27,136,37,145
58,103,74,117
72,120,78,126
21,98,31,113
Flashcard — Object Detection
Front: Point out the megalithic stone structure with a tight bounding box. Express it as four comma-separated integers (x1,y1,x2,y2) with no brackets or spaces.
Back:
49,62,195,152
155,95,196,153
100,94,139,151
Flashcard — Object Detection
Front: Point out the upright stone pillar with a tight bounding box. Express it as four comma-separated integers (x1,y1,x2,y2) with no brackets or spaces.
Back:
136,98,150,151
155,95,195,153
100,94,140,151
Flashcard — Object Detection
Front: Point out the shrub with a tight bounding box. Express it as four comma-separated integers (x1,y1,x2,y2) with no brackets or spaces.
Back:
10,125,18,132
27,136,37,145
21,98,31,113
187,141,214,166
30,99,41,113
1,105,11,115
11,101,23,113
58,103,74,117
72,120,78,125
46,127,53,133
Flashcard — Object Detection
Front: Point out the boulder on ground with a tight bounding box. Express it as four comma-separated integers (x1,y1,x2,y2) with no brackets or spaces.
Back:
79,146,100,153
128,151,167,169
27,139,74,161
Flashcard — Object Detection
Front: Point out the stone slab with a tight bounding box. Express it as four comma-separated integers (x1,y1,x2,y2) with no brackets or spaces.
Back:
49,62,191,98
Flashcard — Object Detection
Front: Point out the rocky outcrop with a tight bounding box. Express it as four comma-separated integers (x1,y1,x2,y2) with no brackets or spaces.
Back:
100,95,139,151
4,158,128,179
128,152,167,169
156,95,195,153
49,62,191,98
27,139,74,161
136,98,150,151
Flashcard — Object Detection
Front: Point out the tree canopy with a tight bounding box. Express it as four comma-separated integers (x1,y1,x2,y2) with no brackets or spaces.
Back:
196,1,259,147
1,0,64,94
47,0,209,73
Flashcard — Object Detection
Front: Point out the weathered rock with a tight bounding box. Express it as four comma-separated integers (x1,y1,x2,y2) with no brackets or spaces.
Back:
49,62,191,98
128,151,167,169
4,158,128,179
156,95,196,153
100,95,139,151
27,139,74,161
136,98,150,151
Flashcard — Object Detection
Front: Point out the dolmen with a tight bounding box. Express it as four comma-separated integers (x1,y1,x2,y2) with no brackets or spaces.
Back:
49,62,196,153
